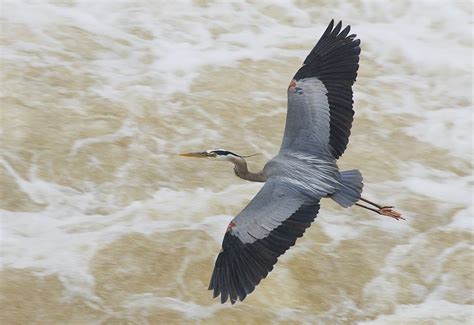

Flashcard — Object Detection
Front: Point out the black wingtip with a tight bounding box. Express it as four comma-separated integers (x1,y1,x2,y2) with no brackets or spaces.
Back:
339,25,351,39
332,20,343,36
323,19,335,37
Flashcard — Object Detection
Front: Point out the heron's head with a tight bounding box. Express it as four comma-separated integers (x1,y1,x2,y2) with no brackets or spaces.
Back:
179,149,241,161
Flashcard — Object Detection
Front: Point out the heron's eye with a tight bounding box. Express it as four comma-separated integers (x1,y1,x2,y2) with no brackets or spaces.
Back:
207,151,217,158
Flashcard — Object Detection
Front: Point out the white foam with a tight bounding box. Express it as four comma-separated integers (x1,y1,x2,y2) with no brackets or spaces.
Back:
121,294,226,319
404,109,473,159
446,207,474,231
401,165,472,206
360,300,473,324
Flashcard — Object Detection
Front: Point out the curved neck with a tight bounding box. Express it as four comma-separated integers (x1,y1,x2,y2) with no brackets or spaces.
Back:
228,156,267,182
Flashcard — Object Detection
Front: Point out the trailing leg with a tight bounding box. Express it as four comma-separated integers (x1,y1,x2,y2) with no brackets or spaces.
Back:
356,198,404,220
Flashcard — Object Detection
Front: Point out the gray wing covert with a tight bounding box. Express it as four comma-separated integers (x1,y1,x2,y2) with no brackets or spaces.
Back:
280,20,361,159
208,178,321,304
281,78,332,155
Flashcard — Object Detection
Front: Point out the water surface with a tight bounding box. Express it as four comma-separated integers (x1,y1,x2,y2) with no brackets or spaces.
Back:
1,1,472,324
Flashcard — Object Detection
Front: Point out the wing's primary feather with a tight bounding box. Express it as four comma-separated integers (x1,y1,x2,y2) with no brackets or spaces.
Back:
208,178,321,304
281,20,361,159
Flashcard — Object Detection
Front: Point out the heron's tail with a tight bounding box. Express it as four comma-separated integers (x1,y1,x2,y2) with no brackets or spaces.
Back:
332,169,363,208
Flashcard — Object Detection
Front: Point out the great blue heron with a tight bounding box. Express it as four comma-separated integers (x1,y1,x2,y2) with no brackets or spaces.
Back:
180,20,403,304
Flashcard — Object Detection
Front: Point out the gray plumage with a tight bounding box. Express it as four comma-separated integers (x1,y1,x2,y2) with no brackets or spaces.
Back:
205,20,363,304
281,77,332,156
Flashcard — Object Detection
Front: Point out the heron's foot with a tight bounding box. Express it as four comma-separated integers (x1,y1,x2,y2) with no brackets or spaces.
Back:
378,206,404,220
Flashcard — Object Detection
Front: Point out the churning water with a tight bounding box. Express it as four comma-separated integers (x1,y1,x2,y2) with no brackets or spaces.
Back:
1,0,472,324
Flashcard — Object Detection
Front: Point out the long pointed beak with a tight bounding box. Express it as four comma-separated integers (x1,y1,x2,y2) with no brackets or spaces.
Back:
178,151,208,158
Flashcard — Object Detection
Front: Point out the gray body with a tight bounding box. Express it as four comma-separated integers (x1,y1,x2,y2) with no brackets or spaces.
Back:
230,76,363,244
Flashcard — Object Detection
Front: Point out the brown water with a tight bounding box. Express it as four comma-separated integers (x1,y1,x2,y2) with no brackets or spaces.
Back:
1,1,472,324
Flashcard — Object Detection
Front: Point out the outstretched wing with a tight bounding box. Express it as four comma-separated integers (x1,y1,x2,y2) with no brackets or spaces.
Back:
208,178,320,304
280,20,361,159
